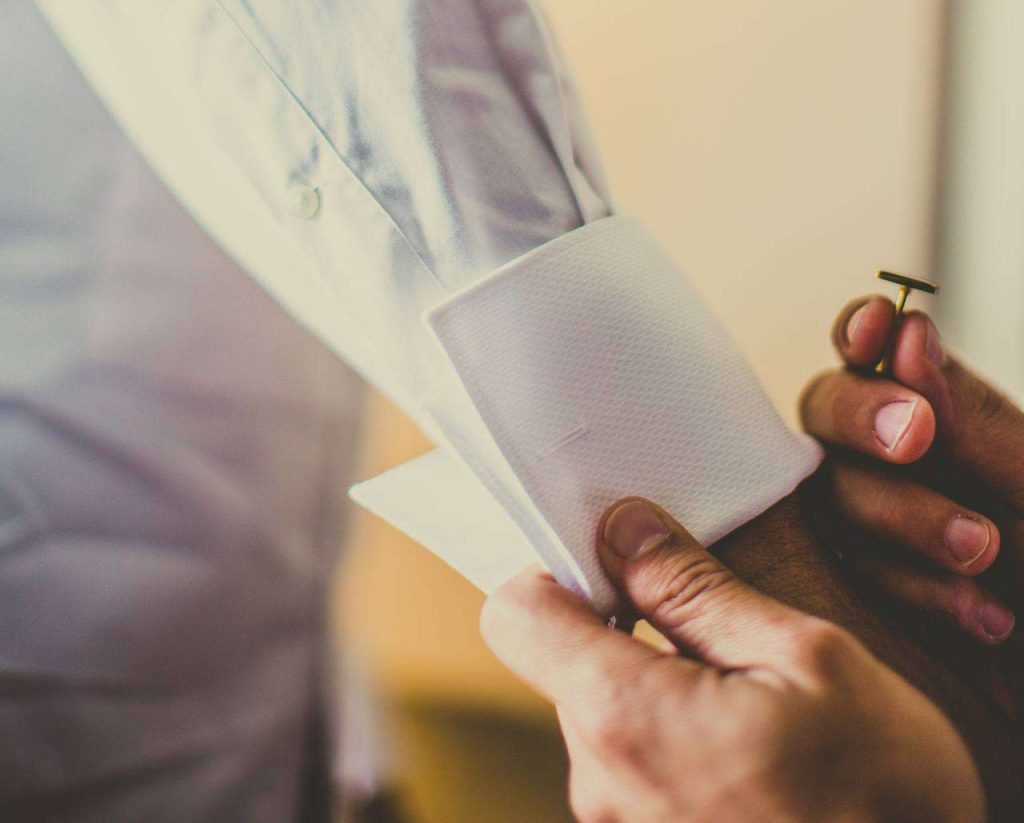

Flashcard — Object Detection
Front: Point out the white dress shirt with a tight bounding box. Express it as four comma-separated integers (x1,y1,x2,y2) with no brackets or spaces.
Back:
37,0,822,614
1,3,392,821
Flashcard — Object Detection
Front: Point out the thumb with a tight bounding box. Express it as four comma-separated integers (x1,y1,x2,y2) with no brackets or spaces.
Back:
598,498,815,670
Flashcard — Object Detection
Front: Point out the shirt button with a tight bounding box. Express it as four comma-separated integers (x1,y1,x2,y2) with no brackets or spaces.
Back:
286,184,320,220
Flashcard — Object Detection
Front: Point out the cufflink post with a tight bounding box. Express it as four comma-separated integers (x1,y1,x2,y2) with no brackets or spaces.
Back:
874,270,939,376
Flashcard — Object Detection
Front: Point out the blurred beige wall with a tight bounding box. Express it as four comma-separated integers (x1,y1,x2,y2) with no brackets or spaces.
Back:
938,0,1024,402
339,0,948,717
547,0,946,421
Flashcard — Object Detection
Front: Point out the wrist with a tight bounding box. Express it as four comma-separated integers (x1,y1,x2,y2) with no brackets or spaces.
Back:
713,470,1020,818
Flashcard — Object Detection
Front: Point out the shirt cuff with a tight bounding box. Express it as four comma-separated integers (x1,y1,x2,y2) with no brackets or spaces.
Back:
422,215,823,612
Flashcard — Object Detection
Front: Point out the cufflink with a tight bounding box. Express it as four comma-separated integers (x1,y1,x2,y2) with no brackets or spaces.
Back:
874,270,939,375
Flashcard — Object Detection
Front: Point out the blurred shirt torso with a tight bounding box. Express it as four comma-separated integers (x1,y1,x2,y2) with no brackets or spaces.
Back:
0,3,362,820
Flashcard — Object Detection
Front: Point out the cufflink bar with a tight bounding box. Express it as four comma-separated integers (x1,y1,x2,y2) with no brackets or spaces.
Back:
876,270,939,294
874,270,939,375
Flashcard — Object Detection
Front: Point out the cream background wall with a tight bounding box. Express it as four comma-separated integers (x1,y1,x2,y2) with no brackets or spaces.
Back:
938,0,1024,402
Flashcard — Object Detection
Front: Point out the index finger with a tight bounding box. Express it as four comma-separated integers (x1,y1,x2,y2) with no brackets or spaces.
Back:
831,295,896,369
480,567,682,710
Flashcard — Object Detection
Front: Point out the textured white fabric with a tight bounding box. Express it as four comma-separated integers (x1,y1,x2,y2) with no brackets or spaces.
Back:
424,216,823,610
350,217,824,612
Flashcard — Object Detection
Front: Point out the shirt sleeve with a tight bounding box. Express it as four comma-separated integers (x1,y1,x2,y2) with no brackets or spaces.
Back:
37,0,822,613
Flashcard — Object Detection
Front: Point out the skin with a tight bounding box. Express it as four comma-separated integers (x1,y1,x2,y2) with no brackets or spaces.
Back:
713,486,1023,819
483,499,985,823
710,306,1024,813
799,296,1024,646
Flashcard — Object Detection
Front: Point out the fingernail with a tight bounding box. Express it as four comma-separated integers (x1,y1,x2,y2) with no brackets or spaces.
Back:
945,516,990,566
874,400,916,452
979,603,1015,642
603,499,672,558
926,320,946,367
846,304,869,347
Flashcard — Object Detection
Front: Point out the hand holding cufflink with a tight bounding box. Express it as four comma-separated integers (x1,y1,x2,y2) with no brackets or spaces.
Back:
481,497,983,822
799,279,1024,646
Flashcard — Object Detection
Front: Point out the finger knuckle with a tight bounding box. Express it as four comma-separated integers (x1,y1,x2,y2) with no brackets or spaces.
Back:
966,380,1007,427
798,370,834,428
478,572,546,646
872,488,908,537
582,678,664,772
478,592,506,647
828,388,850,435
791,619,857,681
641,553,735,630
945,578,982,625
585,694,640,760
569,787,617,823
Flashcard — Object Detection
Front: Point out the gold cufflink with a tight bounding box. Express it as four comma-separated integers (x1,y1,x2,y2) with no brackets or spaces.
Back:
874,270,939,375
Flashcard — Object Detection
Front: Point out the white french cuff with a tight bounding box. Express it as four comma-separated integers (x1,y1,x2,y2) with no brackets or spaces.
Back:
351,216,823,614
